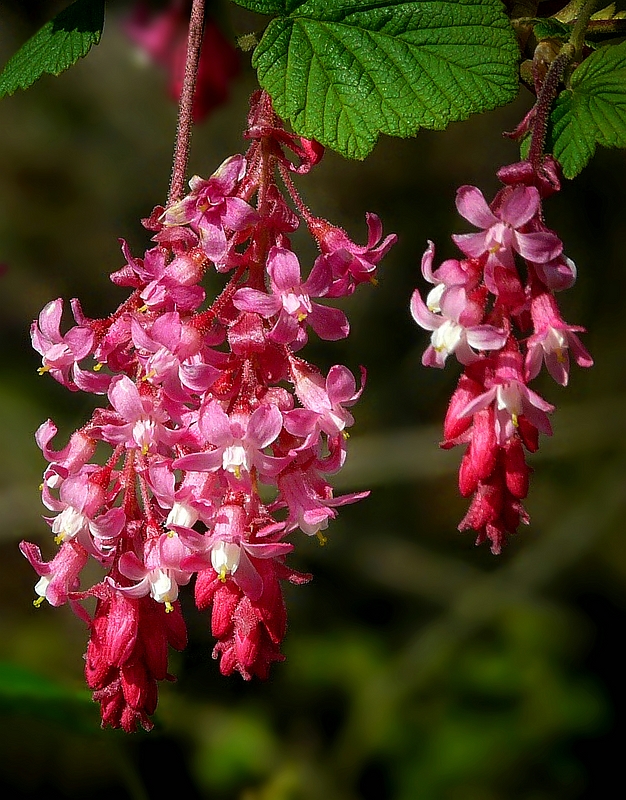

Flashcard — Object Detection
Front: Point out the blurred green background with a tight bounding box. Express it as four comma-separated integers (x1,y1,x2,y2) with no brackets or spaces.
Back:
1,2,625,798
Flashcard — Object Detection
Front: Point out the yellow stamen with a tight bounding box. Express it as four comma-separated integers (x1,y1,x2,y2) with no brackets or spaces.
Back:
53,533,65,546
218,565,227,583
233,465,242,480
370,277,379,286
316,531,328,546
342,430,350,440
93,362,103,372
142,369,157,381
39,483,44,492
297,312,308,322
33,596,45,608
165,601,174,614
167,530,175,538
37,365,50,376
556,348,567,364
512,413,519,428
138,304,149,313
141,443,149,456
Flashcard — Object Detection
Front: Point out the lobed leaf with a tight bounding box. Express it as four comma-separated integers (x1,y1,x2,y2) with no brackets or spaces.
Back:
0,0,105,99
547,41,626,178
236,0,519,159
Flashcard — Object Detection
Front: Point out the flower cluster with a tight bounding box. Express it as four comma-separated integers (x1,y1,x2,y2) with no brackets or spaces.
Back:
23,90,396,732
411,158,592,554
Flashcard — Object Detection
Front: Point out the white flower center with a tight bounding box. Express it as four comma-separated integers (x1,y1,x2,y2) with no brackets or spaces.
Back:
133,418,157,454
51,506,87,543
166,501,199,529
426,283,445,313
211,541,241,581
431,320,463,356
222,443,250,477
149,569,177,607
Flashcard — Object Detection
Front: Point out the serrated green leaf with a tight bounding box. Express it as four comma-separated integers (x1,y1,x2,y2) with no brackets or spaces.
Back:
547,41,626,178
249,0,519,159
0,0,105,99
533,18,571,41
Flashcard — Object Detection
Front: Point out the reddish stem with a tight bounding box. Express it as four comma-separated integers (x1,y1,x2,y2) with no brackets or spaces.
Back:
167,0,207,206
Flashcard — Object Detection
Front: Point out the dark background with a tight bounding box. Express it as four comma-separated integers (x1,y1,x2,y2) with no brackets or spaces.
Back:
1,2,625,798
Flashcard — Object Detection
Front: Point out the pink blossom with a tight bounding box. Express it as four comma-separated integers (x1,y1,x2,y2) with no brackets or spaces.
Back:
180,504,293,602
284,360,365,445
131,312,219,402
20,539,89,608
309,212,397,295
98,375,181,454
31,299,95,389
164,155,258,265
411,281,507,367
525,292,593,385
452,185,562,293
173,400,289,483
43,472,126,560
458,351,554,446
233,247,349,344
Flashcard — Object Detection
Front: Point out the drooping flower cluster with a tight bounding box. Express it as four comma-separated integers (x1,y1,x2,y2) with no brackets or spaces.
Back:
411,158,592,554
23,90,396,732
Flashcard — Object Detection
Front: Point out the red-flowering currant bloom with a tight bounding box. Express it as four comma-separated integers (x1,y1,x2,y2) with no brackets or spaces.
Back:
22,90,394,730
412,159,591,552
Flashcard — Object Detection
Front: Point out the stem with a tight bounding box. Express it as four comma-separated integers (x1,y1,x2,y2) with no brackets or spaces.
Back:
167,0,207,206
569,0,598,58
527,0,598,167
527,50,571,168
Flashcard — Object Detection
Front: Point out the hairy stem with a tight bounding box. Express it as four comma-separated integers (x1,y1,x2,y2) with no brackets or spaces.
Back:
568,0,599,57
527,0,598,167
167,0,207,206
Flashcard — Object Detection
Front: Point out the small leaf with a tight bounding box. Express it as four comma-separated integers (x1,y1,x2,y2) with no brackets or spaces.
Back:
532,18,571,41
0,0,105,99
546,41,626,178
241,0,519,159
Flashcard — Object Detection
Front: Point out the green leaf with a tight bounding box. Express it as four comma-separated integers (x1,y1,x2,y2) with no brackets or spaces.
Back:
547,41,626,178
0,0,105,99
245,0,519,159
532,18,571,41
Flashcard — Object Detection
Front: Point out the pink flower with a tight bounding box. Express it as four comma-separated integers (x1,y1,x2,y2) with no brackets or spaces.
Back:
20,539,89,608
31,299,95,390
309,212,397,295
173,401,289,483
98,375,181,454
284,360,364,446
452,185,562,294
458,351,554,446
233,247,349,344
164,155,258,264
525,292,593,385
